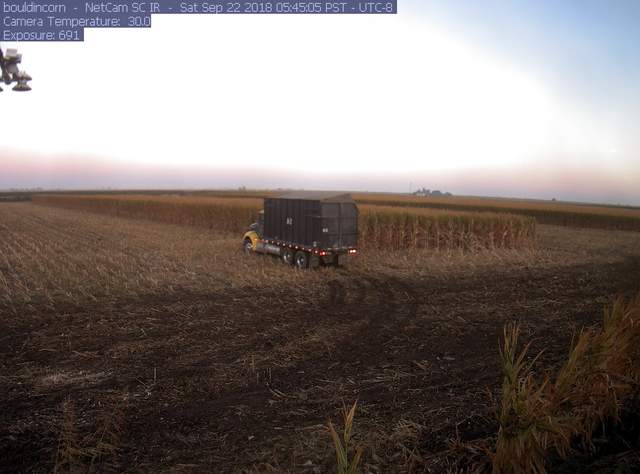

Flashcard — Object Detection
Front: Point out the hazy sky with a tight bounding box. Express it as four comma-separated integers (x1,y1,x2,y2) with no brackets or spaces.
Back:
1,1,639,204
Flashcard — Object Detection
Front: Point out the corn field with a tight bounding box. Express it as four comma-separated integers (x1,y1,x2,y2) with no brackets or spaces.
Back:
354,194,640,231
165,190,640,231
32,194,262,234
33,194,536,251
359,205,535,251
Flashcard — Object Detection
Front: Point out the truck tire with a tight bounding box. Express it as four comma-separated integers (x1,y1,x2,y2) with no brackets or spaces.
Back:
294,251,309,269
243,239,253,255
282,248,294,265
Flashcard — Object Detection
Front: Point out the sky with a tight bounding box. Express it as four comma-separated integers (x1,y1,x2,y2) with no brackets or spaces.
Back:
1,1,639,204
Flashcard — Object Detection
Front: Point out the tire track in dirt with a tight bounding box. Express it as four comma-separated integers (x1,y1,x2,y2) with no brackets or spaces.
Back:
330,268,422,334
234,270,431,397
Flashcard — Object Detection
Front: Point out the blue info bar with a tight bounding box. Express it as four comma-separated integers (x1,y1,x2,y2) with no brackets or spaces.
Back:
1,1,397,41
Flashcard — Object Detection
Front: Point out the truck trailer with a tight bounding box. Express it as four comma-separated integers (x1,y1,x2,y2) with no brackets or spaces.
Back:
242,191,359,269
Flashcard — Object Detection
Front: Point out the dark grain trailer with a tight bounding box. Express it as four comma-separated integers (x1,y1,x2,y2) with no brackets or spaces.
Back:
242,191,358,269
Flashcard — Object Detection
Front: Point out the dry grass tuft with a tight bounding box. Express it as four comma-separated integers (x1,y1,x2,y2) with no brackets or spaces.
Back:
53,396,126,473
54,398,82,474
87,400,126,472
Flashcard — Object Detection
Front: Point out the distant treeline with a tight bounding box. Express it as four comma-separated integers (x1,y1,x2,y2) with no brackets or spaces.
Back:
0,195,31,202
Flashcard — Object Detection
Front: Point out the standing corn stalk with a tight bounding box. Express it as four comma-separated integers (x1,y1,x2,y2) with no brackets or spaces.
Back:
492,294,640,473
34,195,536,251
327,401,364,474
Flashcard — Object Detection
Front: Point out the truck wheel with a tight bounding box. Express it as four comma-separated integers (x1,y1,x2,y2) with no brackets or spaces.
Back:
282,248,294,265
294,251,309,269
243,239,253,254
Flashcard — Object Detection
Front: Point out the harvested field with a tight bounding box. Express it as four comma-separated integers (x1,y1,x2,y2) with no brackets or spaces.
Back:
1,202,639,472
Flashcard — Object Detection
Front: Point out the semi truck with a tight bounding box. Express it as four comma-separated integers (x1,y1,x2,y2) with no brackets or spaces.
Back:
242,191,359,269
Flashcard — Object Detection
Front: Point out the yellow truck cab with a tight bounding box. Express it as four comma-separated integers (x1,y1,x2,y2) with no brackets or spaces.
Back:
243,210,264,252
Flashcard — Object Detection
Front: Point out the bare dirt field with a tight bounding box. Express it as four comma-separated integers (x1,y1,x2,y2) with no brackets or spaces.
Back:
1,203,639,473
